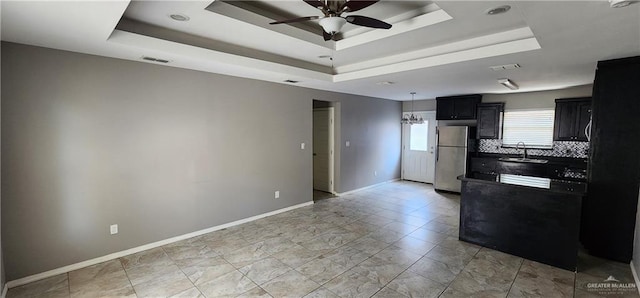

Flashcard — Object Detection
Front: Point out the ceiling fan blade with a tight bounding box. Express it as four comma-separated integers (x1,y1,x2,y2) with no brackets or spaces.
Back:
345,15,392,29
323,31,333,41
303,0,328,10
270,16,320,25
340,0,378,12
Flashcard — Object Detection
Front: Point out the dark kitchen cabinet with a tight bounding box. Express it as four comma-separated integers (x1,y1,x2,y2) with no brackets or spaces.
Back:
436,94,482,120
496,160,547,177
553,97,592,141
476,103,504,139
581,56,640,263
470,157,498,173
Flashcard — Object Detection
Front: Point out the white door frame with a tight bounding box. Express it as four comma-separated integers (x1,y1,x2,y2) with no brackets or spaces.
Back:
401,111,437,183
313,107,335,193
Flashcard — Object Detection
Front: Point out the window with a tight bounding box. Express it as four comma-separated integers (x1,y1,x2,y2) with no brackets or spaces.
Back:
502,109,555,148
409,121,428,151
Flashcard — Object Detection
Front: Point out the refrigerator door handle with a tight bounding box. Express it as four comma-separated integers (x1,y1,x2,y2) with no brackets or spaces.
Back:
435,146,439,162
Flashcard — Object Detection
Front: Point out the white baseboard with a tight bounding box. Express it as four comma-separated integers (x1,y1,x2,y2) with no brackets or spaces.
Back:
631,260,640,295
1,283,7,298
335,178,400,196
6,201,314,289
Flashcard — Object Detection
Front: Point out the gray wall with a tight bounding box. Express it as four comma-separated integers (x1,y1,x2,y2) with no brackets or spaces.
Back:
402,99,436,112
402,85,593,113
482,85,593,110
1,42,401,280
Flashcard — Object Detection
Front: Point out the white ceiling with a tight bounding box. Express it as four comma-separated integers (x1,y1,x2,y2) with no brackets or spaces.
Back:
2,1,639,101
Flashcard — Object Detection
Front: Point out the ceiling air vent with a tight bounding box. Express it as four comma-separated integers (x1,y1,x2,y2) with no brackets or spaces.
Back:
142,56,170,63
489,63,521,71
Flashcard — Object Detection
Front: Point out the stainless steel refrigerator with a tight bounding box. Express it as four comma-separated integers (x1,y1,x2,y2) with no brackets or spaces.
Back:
434,126,469,192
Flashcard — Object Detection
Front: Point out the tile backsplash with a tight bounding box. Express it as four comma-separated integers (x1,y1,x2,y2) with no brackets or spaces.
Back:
478,139,589,159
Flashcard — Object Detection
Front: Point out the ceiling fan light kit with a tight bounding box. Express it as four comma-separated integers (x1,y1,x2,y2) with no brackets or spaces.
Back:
269,0,392,41
319,17,347,34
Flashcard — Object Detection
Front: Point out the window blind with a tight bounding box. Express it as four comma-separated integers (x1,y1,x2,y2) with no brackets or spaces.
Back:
499,174,551,189
502,109,555,148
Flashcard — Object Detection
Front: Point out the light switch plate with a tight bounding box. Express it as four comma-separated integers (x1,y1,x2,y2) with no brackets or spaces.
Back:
301,143,305,150
346,141,350,147
275,191,280,199
110,224,118,235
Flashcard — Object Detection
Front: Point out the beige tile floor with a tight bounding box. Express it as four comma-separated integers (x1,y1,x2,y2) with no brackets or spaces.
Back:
7,181,640,298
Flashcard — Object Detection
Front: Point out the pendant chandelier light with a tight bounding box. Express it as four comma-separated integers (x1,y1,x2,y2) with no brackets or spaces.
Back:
401,92,424,125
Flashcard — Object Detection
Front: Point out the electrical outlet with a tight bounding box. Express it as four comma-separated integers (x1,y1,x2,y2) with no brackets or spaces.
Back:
275,191,280,199
300,143,305,150
110,224,118,235
346,141,350,147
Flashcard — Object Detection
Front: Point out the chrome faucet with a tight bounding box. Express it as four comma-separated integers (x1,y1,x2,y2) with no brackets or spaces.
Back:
516,141,527,159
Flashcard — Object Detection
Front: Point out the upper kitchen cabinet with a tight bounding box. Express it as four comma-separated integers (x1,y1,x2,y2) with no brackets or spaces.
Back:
436,94,482,120
553,97,592,141
476,103,504,139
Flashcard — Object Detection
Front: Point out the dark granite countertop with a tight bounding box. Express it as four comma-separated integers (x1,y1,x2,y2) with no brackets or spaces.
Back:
471,153,588,166
458,173,587,195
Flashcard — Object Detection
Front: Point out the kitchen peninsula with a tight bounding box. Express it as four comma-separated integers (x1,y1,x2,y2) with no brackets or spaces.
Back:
457,165,586,271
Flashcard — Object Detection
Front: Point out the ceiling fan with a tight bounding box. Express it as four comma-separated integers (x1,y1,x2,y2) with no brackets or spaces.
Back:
269,0,392,41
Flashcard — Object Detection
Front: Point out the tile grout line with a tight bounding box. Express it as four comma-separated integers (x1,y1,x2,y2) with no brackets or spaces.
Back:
66,272,70,297
436,243,483,297
161,246,202,297
504,258,525,297
119,258,139,298
373,240,446,297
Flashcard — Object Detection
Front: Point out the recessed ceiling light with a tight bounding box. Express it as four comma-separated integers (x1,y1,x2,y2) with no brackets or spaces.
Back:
486,5,511,15
376,81,395,85
170,14,190,21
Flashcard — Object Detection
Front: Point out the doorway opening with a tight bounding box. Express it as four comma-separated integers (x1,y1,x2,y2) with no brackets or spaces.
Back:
402,111,437,184
313,100,336,201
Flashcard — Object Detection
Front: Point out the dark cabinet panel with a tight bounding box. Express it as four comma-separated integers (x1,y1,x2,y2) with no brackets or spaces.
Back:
436,95,481,120
470,157,498,173
554,101,576,140
497,161,547,177
553,97,591,141
582,56,640,263
576,101,592,140
436,98,456,120
476,103,504,139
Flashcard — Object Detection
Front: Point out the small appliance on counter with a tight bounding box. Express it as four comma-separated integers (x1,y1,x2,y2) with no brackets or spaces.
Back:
434,126,474,192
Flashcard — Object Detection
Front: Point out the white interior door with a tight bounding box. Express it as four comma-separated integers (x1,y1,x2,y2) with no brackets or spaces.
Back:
402,112,437,183
313,108,334,192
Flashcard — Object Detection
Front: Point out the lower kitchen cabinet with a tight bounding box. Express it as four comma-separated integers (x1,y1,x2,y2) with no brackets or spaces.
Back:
459,173,584,270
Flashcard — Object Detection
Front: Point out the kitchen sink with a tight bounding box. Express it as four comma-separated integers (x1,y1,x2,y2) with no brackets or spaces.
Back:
499,157,549,164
